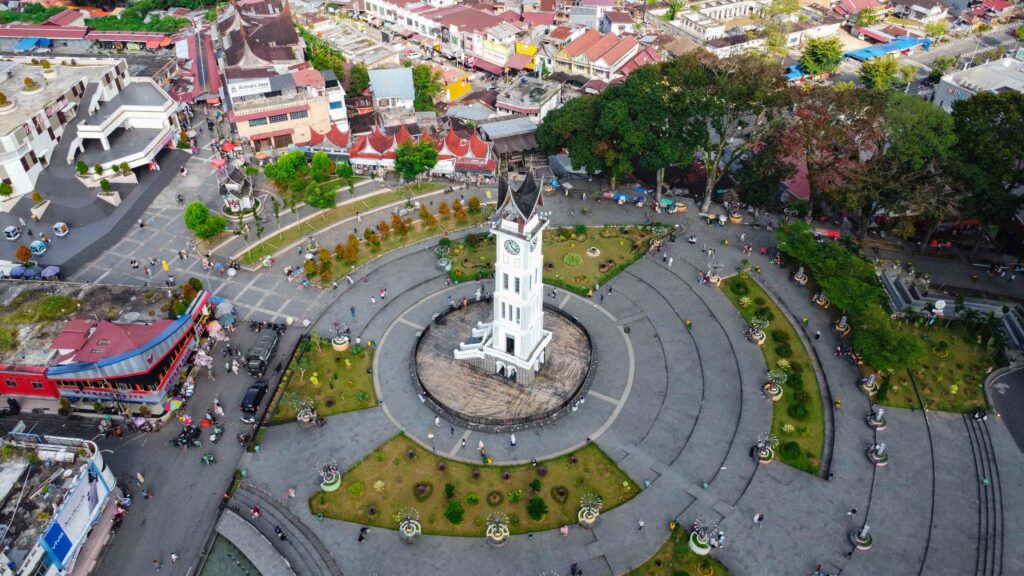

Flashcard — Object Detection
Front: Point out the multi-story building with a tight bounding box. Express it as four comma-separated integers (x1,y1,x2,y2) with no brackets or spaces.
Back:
0,283,211,415
554,30,640,80
705,31,766,58
0,57,179,200
888,0,949,23
495,78,561,122
568,0,615,29
667,0,768,41
933,55,1024,112
601,11,636,35
228,68,347,152
0,430,117,576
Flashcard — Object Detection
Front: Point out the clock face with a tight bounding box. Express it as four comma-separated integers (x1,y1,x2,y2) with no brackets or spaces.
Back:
504,240,521,255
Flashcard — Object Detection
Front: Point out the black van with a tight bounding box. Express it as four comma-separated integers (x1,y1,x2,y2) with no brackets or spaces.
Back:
245,330,279,377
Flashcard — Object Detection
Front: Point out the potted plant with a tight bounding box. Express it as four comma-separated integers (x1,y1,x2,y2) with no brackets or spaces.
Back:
577,493,602,528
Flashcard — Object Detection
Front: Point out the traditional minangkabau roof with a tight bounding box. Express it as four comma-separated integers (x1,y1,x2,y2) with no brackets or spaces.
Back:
497,170,541,221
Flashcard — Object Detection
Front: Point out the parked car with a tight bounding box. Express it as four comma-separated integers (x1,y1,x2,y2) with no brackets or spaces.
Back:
3,226,19,241
240,381,268,413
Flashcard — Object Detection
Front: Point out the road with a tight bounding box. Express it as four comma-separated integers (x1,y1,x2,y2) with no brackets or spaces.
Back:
902,26,1020,69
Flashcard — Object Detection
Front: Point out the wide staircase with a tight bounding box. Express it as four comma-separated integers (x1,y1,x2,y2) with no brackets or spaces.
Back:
230,482,343,576
961,414,1004,576
62,150,190,277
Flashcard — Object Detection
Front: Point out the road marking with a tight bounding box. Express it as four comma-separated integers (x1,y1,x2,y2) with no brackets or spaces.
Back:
397,317,425,331
449,430,471,456
588,390,621,406
93,269,112,284
558,293,571,308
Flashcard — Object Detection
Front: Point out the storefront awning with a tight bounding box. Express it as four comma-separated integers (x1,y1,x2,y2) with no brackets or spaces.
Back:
15,37,39,51
506,53,532,70
474,58,505,76
145,39,161,49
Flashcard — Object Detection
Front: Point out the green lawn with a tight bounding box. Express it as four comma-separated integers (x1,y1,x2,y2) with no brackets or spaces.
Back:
239,183,444,265
720,275,823,475
875,319,994,413
629,528,730,576
268,337,377,425
448,225,661,295
309,435,639,537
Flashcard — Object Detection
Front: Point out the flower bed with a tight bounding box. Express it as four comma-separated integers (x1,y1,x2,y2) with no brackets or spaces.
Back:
309,435,638,537
268,337,376,424
628,527,730,576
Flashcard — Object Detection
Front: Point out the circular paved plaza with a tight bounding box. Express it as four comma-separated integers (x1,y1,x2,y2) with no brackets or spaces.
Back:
236,192,1024,576
414,301,593,429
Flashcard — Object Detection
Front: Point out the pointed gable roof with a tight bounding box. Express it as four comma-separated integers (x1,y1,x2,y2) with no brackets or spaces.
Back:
497,170,541,220
563,29,602,58
326,124,350,148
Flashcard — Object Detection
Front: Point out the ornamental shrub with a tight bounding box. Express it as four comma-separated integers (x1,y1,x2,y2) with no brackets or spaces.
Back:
444,482,455,499
782,441,801,459
529,478,541,493
444,500,465,524
526,496,548,520
775,343,794,358
770,329,790,343
793,390,810,404
755,307,775,321
730,280,750,295
787,403,809,420
348,481,365,497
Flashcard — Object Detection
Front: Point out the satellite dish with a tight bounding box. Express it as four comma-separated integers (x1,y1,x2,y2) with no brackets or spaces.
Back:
934,300,947,310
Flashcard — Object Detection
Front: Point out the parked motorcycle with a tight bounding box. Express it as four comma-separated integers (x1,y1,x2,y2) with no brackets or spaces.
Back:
201,452,216,465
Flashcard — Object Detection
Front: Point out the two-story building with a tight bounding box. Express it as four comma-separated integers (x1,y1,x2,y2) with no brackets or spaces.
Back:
933,55,1024,112
553,30,640,80
889,0,949,23
495,78,561,122
601,11,636,35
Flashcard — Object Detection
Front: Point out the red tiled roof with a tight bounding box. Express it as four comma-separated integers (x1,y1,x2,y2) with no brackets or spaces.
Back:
856,26,892,42
523,12,555,26
0,24,88,39
564,29,602,58
43,10,82,27
395,124,413,145
53,320,172,364
497,9,521,22
783,155,810,200
982,0,1011,12
547,26,573,41
506,52,532,70
835,0,883,14
292,68,325,88
297,130,325,147
86,31,170,42
583,33,621,61
367,127,394,153
326,124,350,148
473,57,505,75
618,45,661,77
468,131,489,158
455,158,497,173
603,10,633,23
595,36,636,66
442,129,470,157
249,128,294,140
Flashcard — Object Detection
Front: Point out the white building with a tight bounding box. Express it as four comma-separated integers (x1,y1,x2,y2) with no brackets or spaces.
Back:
0,57,178,201
932,55,1024,112
889,0,949,23
0,429,116,576
456,171,551,384
670,0,769,41
495,78,562,123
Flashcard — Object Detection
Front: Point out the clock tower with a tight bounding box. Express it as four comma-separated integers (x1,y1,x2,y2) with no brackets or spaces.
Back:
455,170,551,385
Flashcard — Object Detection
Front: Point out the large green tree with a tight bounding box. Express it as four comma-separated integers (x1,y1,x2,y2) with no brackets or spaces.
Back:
735,130,795,212
951,91,1024,247
395,139,439,182
537,95,633,190
661,52,790,212
855,7,880,26
412,65,443,112
183,202,227,239
349,63,370,95
799,37,844,76
859,57,916,91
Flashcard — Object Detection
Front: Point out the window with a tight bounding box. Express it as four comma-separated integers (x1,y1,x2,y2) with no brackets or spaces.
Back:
269,114,289,123
503,273,509,290
249,117,268,127
514,277,520,294
4,380,15,388
31,382,44,390
501,302,506,319
329,101,345,110
289,110,308,120
516,307,521,324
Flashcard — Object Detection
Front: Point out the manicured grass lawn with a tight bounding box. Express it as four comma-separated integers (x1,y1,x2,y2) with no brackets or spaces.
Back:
239,183,444,265
875,320,993,413
448,225,660,294
309,435,639,537
629,528,730,576
268,338,377,425
720,276,823,475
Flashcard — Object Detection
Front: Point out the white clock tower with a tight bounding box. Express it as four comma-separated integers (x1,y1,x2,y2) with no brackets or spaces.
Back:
455,170,551,385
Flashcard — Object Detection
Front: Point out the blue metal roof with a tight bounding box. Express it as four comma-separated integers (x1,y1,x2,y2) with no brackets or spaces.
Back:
785,64,807,81
15,37,38,51
844,37,931,61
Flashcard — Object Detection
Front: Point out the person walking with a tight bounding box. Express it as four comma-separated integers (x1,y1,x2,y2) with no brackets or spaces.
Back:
434,416,441,427
753,513,765,527
153,560,163,573
571,562,579,575
371,296,376,305
510,434,516,447
450,426,455,436
461,438,466,449
847,508,858,517
814,330,821,340
170,553,179,564
136,472,145,486
350,306,356,318
637,519,645,531
668,257,674,267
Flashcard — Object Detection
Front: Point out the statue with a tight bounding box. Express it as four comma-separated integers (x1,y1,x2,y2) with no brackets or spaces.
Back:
794,265,808,285
317,459,341,491
850,523,873,550
485,512,510,547
689,517,718,556
397,508,421,543
752,432,778,464
578,494,603,528
866,442,889,467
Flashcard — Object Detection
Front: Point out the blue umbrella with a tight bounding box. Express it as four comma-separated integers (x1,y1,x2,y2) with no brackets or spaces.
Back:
41,266,61,279
23,266,42,279
8,266,25,278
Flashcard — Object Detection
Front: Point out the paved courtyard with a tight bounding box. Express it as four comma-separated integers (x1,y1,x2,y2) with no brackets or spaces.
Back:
58,169,1024,576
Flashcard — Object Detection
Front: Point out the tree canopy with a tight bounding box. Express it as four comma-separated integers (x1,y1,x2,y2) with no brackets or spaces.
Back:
305,183,337,209
299,26,346,80
858,57,915,91
183,202,227,239
799,37,843,76
395,139,439,181
349,63,370,95
412,65,443,112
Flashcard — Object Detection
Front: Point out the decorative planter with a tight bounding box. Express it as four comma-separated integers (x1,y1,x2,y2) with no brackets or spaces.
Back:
834,321,851,336
42,69,57,79
728,213,743,225
865,413,887,430
485,523,510,547
97,192,122,207
850,529,873,550
860,378,879,397
331,337,351,352
320,474,342,492
0,101,15,115
399,520,422,543
438,257,451,272
756,446,775,464
866,448,889,467
762,382,783,402
812,294,830,309
688,532,711,556
708,274,721,286
749,330,766,346
577,507,599,529
793,271,808,286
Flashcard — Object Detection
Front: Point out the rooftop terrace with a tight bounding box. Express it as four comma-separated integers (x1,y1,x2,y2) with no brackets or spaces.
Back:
0,59,116,138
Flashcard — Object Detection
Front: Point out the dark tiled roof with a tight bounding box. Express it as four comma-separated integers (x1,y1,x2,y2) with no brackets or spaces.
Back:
497,170,541,219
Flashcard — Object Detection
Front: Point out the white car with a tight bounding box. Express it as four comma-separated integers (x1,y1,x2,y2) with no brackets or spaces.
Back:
3,226,19,241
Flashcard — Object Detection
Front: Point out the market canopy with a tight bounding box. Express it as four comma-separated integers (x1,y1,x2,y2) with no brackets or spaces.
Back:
15,37,39,51
222,142,236,152
40,266,61,278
